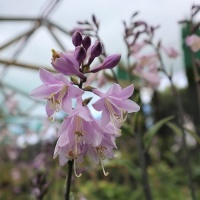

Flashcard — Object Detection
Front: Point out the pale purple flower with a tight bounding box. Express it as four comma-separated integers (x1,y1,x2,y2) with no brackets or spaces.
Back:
87,141,114,176
92,84,140,127
185,34,200,52
30,68,84,118
54,143,86,167
54,98,102,176
51,49,86,79
85,122,119,176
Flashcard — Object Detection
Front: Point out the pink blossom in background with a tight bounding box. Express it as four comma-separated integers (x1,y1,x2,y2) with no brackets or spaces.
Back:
134,54,158,67
185,34,200,52
130,42,145,55
162,46,179,58
133,60,160,88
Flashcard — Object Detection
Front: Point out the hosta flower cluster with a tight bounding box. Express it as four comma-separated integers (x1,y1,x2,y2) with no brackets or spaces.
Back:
30,31,140,176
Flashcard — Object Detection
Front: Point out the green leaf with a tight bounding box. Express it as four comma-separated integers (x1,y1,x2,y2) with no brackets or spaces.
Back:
166,122,182,135
144,116,174,151
167,122,200,144
107,159,141,180
184,127,200,144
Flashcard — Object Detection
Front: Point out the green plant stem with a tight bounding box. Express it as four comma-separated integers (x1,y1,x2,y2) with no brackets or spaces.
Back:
64,160,74,200
135,131,152,200
134,112,152,200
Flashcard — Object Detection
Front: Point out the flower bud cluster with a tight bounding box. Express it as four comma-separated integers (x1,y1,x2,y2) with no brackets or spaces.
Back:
30,31,140,176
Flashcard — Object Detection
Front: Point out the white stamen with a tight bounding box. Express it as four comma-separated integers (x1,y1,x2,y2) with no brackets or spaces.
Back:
48,86,68,113
73,159,82,177
105,99,126,127
75,134,78,155
99,158,109,176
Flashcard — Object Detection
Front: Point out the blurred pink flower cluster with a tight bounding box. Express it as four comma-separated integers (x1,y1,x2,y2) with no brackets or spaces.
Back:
185,34,200,52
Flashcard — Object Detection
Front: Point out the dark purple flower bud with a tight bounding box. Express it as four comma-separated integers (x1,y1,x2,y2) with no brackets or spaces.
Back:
89,54,121,73
72,31,82,47
74,46,87,65
90,41,103,58
82,36,91,50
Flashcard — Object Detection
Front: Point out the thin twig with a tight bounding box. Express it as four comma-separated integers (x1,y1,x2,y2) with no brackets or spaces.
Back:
0,59,53,72
47,25,66,51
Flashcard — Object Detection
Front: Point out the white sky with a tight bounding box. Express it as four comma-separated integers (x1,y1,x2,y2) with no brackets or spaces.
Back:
0,0,200,96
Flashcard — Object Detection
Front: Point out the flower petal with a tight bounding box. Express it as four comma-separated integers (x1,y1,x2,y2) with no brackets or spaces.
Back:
92,88,104,97
39,68,61,85
30,85,62,100
57,133,70,147
57,117,73,136
106,83,121,96
46,101,54,117
62,94,72,114
101,109,110,126
52,53,85,79
68,85,84,98
110,98,140,113
117,84,134,99
59,151,69,166
92,98,105,111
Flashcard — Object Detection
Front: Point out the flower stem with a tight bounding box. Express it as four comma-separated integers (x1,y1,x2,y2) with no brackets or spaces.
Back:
64,160,74,200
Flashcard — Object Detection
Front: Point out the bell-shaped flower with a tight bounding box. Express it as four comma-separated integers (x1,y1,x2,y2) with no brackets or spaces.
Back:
86,122,119,176
92,84,140,127
55,97,102,157
51,49,85,79
30,68,84,118
54,142,87,166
